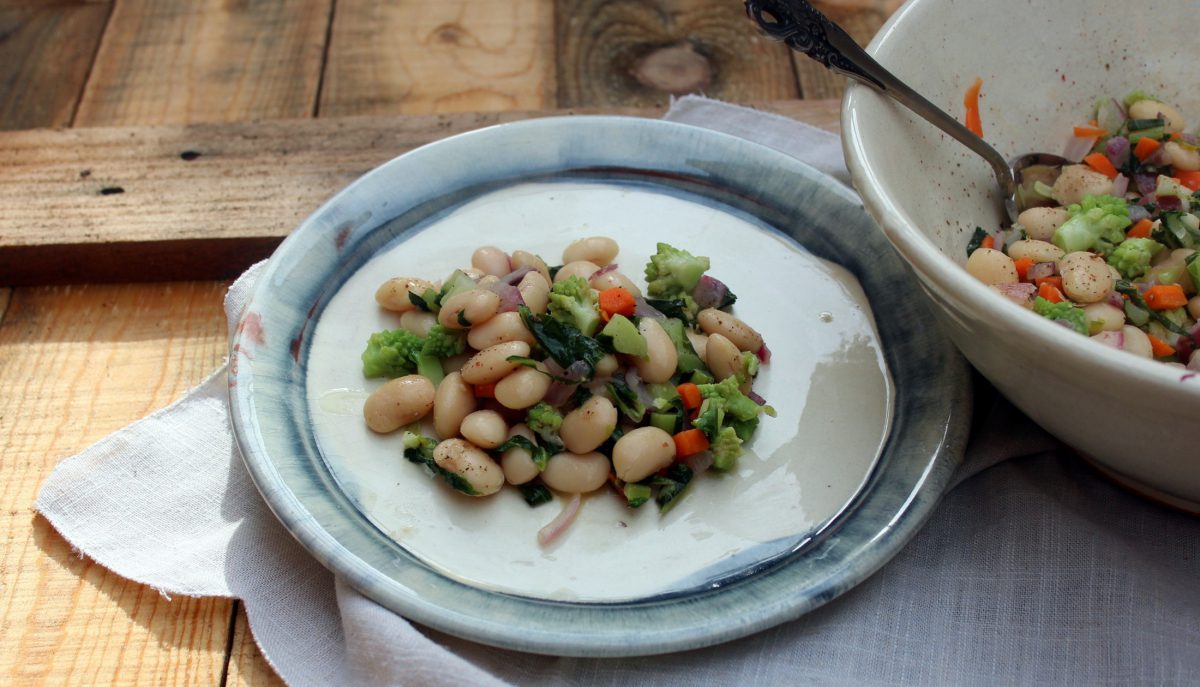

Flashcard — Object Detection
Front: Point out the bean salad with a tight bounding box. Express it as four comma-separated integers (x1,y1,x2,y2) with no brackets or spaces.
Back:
359,237,774,544
966,93,1200,369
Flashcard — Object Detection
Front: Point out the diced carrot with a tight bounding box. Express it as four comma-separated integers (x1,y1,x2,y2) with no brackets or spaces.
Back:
1038,281,1064,303
1176,170,1200,192
963,77,984,137
1147,333,1176,358
1082,152,1119,179
1073,124,1108,138
1012,257,1035,281
980,235,996,250
1133,136,1161,161
597,286,637,321
1127,218,1154,239
473,382,496,398
673,428,710,459
676,382,702,410
1034,275,1063,291
1144,284,1188,310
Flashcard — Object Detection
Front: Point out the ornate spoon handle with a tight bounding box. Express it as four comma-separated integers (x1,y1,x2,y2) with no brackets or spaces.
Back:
744,0,1015,198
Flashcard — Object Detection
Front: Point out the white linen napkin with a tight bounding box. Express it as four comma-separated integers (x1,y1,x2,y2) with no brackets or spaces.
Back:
35,96,1200,687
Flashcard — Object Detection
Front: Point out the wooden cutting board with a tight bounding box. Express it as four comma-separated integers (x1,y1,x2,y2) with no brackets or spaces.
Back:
0,100,840,285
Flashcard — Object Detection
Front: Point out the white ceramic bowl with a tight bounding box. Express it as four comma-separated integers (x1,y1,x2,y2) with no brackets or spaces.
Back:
843,0,1200,509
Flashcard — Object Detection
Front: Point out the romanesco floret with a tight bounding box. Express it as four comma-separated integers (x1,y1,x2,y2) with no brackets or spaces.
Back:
1053,194,1131,255
1032,297,1089,335
525,402,564,446
361,329,424,378
547,275,601,336
1107,237,1164,279
644,242,710,307
691,376,772,470
421,325,467,358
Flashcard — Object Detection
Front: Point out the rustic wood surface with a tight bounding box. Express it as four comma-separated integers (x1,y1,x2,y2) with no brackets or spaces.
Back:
0,1,894,685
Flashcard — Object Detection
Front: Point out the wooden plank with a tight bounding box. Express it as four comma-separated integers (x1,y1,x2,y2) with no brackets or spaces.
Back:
0,280,234,685
225,609,284,687
320,0,555,116
789,0,896,100
0,100,840,285
554,0,799,108
73,0,331,126
0,3,111,130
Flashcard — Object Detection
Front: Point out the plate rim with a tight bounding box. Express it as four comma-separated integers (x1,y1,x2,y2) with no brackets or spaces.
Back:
228,115,971,656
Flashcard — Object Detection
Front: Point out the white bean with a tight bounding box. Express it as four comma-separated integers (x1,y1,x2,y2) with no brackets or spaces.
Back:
459,409,508,449
500,424,540,485
633,318,679,383
433,439,504,496
511,250,551,283
434,371,476,439
517,271,551,315
459,341,531,385
1017,206,1070,242
697,308,762,352
363,375,435,434
540,451,610,494
1164,141,1200,172
1128,99,1186,133
494,364,552,409
554,260,601,283
705,332,742,382
438,289,501,329
1082,302,1125,333
399,310,437,336
375,277,434,313
1059,251,1114,303
589,269,642,297
563,236,619,266
471,246,511,276
467,311,535,349
559,395,618,454
593,353,619,378
1189,295,1200,320
1006,239,1064,264
1051,165,1113,206
1122,325,1153,358
965,247,1018,286
612,426,676,483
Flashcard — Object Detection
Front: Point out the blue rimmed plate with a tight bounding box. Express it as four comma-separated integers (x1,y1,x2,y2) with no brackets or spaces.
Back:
228,116,970,656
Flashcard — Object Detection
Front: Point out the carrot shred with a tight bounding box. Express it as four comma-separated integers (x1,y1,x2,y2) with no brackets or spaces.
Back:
963,78,984,137
1073,124,1108,138
1082,152,1119,179
1013,257,1035,281
1127,218,1154,239
1037,281,1064,303
1147,333,1176,358
1133,136,1161,161
473,382,496,398
673,428,710,459
1034,275,1063,290
979,235,996,250
1176,170,1200,192
1144,284,1188,310
676,382,703,410
597,287,637,321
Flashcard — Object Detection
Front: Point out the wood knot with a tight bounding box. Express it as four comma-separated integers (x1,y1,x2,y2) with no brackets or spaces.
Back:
631,43,712,95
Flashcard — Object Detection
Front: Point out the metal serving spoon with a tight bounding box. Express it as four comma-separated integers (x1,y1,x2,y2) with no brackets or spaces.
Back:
744,0,1067,224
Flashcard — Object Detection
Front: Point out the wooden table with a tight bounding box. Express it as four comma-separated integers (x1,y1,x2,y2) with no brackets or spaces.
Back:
0,1,896,683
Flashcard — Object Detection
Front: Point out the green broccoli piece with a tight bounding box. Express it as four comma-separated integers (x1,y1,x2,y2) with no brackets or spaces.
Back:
525,402,564,446
1032,297,1089,335
361,329,424,378
691,376,772,470
737,351,759,385
547,275,601,336
1052,195,1131,255
1107,238,1164,279
413,325,467,385
709,426,744,471
658,317,705,374
644,242,710,309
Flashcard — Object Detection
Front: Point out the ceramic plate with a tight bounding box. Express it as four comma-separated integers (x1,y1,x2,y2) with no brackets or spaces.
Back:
228,116,970,656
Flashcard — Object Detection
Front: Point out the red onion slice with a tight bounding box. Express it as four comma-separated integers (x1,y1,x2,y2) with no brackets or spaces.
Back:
1111,173,1130,197
624,367,656,408
1027,261,1056,280
499,266,534,286
693,275,732,309
1062,135,1097,162
683,450,713,475
537,493,581,546
486,281,525,312
1105,136,1130,169
590,263,618,279
633,298,667,319
746,389,768,405
755,342,771,364
993,282,1036,306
